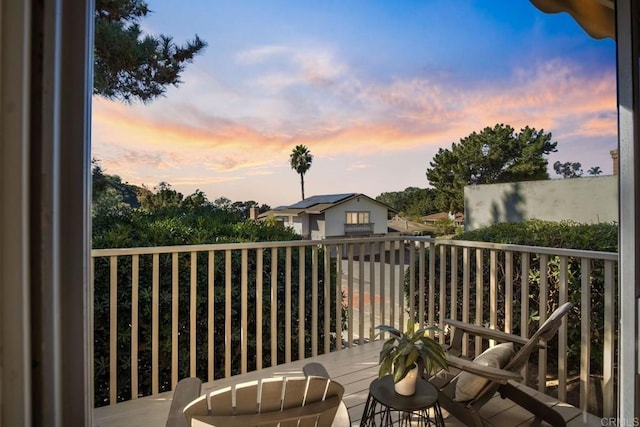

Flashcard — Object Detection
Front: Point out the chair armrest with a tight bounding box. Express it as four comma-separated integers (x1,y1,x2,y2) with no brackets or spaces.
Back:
167,377,202,427
445,319,544,349
303,363,351,427
445,354,523,384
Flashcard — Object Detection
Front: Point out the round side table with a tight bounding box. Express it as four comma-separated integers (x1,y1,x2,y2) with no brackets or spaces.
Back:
359,375,444,427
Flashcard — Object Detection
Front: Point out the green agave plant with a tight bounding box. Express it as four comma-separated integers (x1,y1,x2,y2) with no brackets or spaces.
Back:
376,320,448,383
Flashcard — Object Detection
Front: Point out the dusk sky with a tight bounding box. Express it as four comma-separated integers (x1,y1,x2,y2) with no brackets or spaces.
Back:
92,1,617,208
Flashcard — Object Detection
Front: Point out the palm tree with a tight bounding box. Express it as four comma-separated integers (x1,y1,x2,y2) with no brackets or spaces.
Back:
290,145,313,200
588,166,603,176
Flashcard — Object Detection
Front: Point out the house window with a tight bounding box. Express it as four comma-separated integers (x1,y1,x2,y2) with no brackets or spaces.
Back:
346,211,370,224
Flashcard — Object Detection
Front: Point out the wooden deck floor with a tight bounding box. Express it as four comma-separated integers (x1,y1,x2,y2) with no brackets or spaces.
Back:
93,341,602,427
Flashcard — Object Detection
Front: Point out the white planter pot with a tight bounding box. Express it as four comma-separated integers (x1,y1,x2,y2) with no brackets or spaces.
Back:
394,364,419,396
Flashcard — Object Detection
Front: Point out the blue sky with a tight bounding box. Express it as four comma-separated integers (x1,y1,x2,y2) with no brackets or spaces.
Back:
92,1,617,207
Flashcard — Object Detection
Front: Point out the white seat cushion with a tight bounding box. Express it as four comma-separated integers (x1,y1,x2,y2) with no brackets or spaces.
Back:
454,342,515,402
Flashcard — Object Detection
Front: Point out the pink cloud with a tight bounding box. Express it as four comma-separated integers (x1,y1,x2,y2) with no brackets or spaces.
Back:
93,58,616,190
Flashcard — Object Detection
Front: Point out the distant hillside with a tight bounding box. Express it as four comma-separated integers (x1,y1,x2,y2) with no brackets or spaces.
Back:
92,163,142,207
91,159,271,222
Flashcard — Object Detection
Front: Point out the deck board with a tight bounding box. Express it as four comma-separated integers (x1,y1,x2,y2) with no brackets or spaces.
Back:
93,341,602,427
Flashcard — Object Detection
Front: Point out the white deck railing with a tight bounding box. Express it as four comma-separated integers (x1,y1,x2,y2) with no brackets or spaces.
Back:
91,236,618,417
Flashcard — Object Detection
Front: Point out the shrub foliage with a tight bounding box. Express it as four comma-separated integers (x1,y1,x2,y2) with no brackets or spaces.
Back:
406,220,617,382
92,181,343,406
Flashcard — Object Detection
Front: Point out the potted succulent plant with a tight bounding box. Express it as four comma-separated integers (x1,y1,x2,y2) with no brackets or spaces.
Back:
376,320,448,396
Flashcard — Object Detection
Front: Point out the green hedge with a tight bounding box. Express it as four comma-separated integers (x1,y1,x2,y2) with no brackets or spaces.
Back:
455,220,617,252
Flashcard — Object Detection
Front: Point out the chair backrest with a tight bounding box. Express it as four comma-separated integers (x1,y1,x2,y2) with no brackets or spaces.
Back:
467,302,573,406
183,376,344,427
504,302,573,373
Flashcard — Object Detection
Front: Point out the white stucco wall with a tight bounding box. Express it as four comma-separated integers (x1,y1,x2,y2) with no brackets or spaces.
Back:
324,197,388,237
310,217,326,240
284,215,308,236
286,219,303,235
464,176,618,231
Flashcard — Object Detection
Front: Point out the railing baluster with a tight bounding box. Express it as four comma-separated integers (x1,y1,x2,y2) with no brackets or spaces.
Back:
241,249,248,374
580,258,591,413
418,242,425,328
312,245,318,357
603,259,615,417
285,247,292,363
489,250,497,347
450,246,458,324
131,255,138,400
110,256,117,404
520,252,530,385
558,256,568,401
398,240,405,330
409,243,416,322
171,252,179,389
428,243,435,331
504,251,513,333
299,247,305,359
347,243,354,348
379,242,386,331
336,245,343,350
270,247,278,365
324,245,331,353
538,254,548,393
475,248,483,357
256,248,263,370
369,242,376,340
208,251,214,381
462,247,470,357
439,245,446,345
390,241,396,330
190,251,197,377
225,249,232,377
152,253,159,395
359,243,365,345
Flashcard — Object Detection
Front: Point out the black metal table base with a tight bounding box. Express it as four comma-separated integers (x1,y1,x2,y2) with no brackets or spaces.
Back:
360,394,445,427
359,376,445,427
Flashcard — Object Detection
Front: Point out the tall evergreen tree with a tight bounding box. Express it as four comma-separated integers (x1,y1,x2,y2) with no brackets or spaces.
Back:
426,124,557,212
290,145,313,200
94,0,207,103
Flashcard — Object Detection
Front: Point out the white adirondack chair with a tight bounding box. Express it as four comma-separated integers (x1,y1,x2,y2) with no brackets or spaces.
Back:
183,376,344,427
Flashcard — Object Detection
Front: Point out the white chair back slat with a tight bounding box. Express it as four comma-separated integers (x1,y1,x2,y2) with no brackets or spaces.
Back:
259,377,285,413
235,380,259,414
281,378,307,410
209,386,233,416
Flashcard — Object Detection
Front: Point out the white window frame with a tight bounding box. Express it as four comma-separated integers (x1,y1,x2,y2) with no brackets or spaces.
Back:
345,211,370,224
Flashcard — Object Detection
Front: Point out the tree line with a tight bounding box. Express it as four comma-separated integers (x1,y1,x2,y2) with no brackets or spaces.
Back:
424,124,604,214
92,159,276,249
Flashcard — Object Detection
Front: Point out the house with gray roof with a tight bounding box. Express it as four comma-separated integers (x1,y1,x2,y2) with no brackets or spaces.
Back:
259,193,391,239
